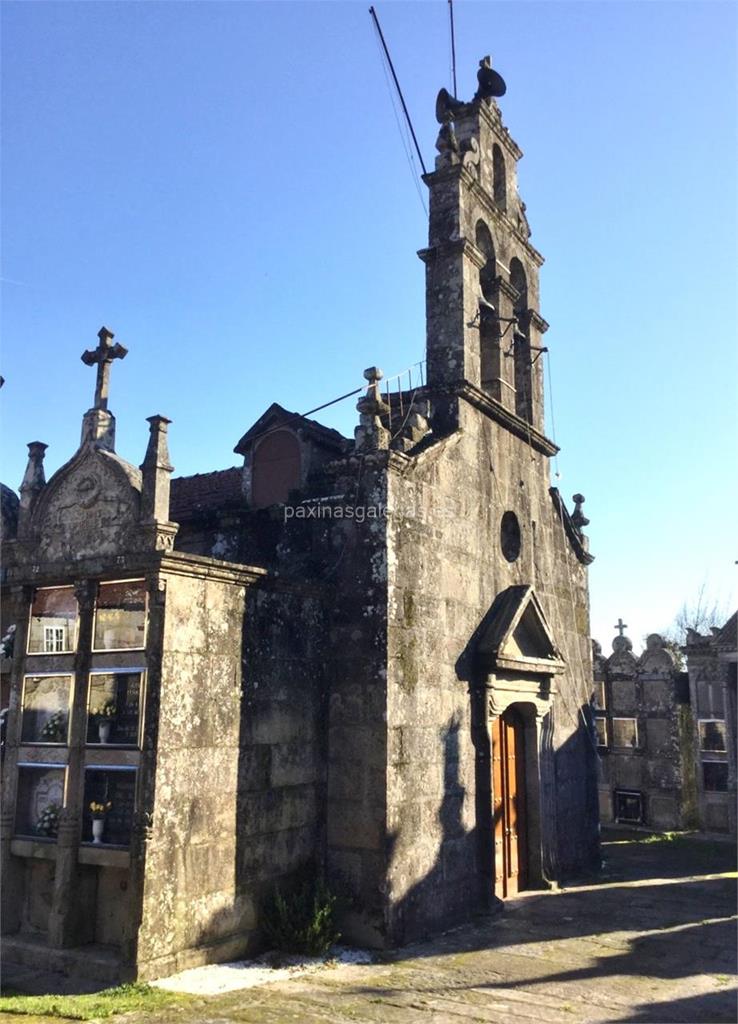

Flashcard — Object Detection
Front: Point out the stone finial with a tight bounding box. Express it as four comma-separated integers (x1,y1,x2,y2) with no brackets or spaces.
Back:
435,122,460,170
140,415,174,525
18,441,47,536
639,633,676,673
19,441,47,509
612,634,633,655
611,617,632,653
80,408,116,451
79,326,127,452
81,326,127,412
355,367,390,453
571,493,590,530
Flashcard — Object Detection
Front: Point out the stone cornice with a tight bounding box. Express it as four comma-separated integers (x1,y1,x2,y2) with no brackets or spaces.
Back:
157,552,267,585
497,278,520,303
457,381,559,457
529,310,549,334
3,550,268,590
417,236,486,269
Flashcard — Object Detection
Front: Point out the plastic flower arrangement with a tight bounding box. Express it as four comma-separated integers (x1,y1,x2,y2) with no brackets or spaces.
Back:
35,802,61,837
89,800,112,820
90,700,117,719
40,710,66,742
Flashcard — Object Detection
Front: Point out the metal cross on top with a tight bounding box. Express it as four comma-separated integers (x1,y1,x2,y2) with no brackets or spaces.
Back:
81,327,128,411
613,618,628,637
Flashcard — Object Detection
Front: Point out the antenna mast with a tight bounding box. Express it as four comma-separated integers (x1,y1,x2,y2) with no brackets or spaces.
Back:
369,6,428,177
448,0,458,97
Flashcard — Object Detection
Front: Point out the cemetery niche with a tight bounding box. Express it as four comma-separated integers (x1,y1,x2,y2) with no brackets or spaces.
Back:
699,720,727,752
21,674,72,744
82,767,136,846
27,586,78,654
93,580,147,651
86,671,143,746
15,764,66,839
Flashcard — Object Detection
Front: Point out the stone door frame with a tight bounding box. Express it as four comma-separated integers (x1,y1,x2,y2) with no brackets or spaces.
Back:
487,677,554,893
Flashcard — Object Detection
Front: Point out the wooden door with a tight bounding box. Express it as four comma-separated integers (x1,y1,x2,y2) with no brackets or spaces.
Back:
492,707,528,898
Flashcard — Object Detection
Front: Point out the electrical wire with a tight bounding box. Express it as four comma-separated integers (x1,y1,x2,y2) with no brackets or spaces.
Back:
372,22,428,216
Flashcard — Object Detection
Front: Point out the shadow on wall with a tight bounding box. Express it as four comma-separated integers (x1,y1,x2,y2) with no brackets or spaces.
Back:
228,583,327,958
383,699,601,947
384,714,479,946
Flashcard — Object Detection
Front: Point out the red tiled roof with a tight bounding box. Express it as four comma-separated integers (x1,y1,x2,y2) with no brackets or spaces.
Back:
170,467,242,520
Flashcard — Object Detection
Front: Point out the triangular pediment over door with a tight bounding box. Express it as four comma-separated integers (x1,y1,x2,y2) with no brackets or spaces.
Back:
477,585,565,676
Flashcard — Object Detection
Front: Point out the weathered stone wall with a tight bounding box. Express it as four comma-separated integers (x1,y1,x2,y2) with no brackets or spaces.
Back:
237,582,325,916
320,461,390,947
595,635,695,831
684,626,737,834
136,571,253,977
385,398,598,942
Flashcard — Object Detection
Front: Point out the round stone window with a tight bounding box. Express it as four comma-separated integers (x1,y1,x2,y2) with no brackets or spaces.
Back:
500,511,521,562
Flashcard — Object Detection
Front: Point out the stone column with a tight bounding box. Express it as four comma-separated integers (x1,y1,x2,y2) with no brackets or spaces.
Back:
48,580,95,948
419,233,486,393
0,585,34,933
125,575,166,974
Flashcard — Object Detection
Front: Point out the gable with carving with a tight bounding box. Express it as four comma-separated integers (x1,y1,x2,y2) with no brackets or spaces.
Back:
32,449,141,562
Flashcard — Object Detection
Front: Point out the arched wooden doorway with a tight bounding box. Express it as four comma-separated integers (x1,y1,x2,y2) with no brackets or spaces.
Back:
492,706,528,898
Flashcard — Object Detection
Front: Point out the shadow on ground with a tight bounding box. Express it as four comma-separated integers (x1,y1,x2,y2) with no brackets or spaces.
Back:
2,829,736,1023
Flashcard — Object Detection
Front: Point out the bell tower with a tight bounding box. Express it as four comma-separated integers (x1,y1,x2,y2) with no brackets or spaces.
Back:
419,57,548,437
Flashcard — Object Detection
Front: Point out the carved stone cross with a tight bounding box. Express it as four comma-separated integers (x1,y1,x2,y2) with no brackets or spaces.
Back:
613,618,628,637
81,327,128,410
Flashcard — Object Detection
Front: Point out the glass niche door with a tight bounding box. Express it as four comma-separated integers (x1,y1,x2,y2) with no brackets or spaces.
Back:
86,671,144,747
92,580,147,652
27,587,79,654
21,674,73,745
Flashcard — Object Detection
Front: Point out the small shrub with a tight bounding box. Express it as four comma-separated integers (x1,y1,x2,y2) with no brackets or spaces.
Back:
262,869,340,956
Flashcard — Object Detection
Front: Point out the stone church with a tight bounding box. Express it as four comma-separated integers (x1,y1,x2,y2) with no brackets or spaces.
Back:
0,58,599,983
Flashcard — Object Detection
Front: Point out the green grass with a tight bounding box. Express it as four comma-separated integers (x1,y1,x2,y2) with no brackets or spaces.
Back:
636,831,681,844
0,982,192,1020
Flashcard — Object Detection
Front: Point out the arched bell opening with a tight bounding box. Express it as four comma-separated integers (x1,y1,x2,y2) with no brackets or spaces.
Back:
475,220,503,399
509,258,533,422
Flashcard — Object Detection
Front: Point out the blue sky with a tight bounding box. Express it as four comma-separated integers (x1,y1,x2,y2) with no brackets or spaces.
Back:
2,1,736,649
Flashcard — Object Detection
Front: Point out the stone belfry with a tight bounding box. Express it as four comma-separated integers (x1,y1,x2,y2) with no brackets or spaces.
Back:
419,57,548,437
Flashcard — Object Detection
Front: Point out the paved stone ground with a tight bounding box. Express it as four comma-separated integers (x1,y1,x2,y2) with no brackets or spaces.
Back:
2,829,736,1023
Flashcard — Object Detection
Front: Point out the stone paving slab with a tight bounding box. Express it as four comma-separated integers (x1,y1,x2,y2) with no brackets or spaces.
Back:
1,831,736,1024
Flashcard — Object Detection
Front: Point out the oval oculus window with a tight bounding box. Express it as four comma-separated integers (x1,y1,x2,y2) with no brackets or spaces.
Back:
500,511,522,562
